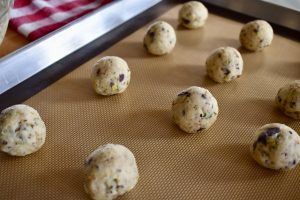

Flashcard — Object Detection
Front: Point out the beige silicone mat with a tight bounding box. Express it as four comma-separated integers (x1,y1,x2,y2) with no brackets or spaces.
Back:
1,4,300,200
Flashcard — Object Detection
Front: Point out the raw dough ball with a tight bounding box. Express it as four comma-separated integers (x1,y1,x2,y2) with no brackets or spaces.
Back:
172,86,219,133
250,123,300,170
0,104,46,156
143,21,176,55
206,47,243,83
91,56,131,95
239,20,273,51
178,1,208,29
275,80,300,119
84,144,139,200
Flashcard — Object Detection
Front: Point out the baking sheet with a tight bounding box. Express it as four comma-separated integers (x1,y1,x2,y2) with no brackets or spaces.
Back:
1,4,300,200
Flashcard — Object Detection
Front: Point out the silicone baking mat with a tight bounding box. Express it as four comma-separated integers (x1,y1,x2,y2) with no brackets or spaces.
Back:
1,4,300,200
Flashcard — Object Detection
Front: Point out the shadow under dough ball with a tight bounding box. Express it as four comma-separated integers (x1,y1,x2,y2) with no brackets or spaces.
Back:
143,21,176,56
172,86,219,134
250,123,300,171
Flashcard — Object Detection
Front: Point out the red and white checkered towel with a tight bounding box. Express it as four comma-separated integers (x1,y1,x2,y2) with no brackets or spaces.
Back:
10,0,113,40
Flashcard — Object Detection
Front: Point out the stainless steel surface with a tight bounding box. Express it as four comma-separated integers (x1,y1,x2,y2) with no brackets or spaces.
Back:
0,0,162,95
202,0,300,32
262,0,300,12
1,0,298,96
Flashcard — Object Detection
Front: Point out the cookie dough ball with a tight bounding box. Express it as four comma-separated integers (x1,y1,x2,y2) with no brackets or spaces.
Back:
172,86,219,133
250,123,300,170
178,1,208,29
240,20,273,51
206,47,243,83
275,81,300,119
91,56,131,95
84,144,139,200
143,21,176,56
0,104,46,156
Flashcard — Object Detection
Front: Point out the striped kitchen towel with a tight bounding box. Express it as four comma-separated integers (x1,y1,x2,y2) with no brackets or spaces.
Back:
10,0,113,40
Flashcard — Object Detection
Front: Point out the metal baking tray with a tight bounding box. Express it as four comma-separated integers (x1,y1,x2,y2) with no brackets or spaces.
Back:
0,0,299,107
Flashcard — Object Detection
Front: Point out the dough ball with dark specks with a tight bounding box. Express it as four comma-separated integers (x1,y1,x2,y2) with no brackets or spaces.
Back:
0,104,46,156
178,1,208,29
206,47,243,83
276,80,300,119
240,20,273,51
143,21,176,56
84,144,139,200
172,86,219,133
91,56,131,95
250,123,300,170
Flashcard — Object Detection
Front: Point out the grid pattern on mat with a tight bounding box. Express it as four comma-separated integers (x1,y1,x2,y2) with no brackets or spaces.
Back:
1,4,300,200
